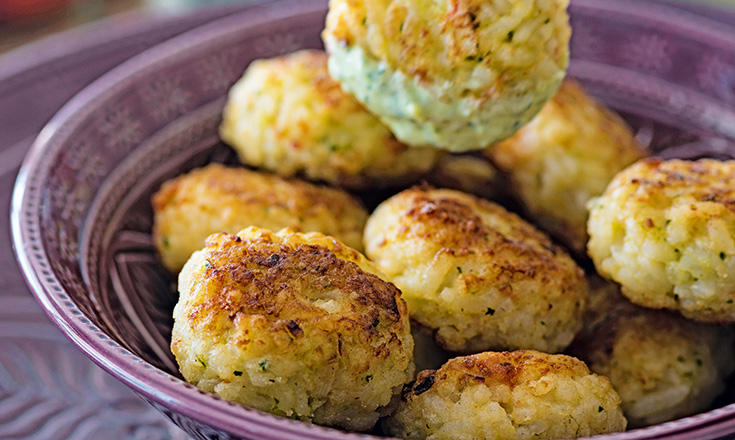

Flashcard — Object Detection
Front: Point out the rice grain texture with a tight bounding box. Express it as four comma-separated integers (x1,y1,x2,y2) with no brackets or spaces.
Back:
171,227,415,431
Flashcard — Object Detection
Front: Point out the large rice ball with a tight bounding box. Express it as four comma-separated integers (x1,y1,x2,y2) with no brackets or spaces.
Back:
364,186,588,354
323,0,570,152
383,350,627,439
569,276,735,428
152,163,367,272
219,50,440,188
171,227,415,431
487,79,647,254
587,158,735,322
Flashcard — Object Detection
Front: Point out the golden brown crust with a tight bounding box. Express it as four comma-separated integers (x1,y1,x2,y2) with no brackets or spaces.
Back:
192,232,402,333
219,50,439,187
151,164,368,272
325,0,569,91
587,159,735,322
385,350,626,439
623,158,735,211
405,351,588,398
488,79,647,254
364,186,587,354
397,186,568,265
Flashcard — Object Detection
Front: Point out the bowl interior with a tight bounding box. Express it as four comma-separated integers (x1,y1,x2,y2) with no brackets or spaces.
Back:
13,0,735,439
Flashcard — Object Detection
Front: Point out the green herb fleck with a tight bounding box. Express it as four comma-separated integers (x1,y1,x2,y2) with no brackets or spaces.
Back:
162,236,170,249
696,359,703,366
683,371,694,378
365,374,374,383
677,356,685,362
196,356,207,368
598,406,604,412
485,308,495,316
233,370,243,376
721,252,727,260
372,317,380,327
259,359,268,371
457,266,463,274
505,30,515,42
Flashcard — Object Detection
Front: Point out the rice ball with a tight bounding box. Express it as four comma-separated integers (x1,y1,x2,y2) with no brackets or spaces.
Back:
171,227,415,431
569,276,735,428
382,350,627,439
219,50,440,188
587,158,735,322
152,163,367,272
323,0,571,152
364,186,588,354
487,79,647,254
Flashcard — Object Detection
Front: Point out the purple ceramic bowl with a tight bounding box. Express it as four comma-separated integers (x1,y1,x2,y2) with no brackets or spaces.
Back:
11,0,735,439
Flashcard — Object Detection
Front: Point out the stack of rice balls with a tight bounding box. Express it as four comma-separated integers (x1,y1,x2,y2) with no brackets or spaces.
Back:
154,0,735,438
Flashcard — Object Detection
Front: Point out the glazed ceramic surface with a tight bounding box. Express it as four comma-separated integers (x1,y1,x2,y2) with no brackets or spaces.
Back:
11,0,735,439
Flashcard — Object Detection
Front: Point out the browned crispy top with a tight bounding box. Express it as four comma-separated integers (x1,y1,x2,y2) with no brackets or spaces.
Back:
184,231,405,343
404,350,589,398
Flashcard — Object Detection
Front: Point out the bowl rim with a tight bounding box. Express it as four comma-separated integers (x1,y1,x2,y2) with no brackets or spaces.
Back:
11,0,735,438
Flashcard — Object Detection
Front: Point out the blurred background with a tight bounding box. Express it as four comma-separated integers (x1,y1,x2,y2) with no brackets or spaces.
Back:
1,0,735,54
0,0,246,53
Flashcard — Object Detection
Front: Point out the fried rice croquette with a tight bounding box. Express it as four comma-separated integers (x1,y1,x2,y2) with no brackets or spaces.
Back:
587,158,735,322
364,186,588,354
152,164,367,272
569,276,735,428
171,227,415,431
382,350,627,439
219,50,440,188
488,79,647,254
323,0,571,152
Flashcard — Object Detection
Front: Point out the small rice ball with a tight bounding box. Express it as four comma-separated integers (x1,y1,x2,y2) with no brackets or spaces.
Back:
151,163,367,272
587,158,735,322
487,79,647,254
219,50,440,188
171,227,415,431
364,186,588,354
569,276,735,428
382,350,627,439
323,0,570,152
